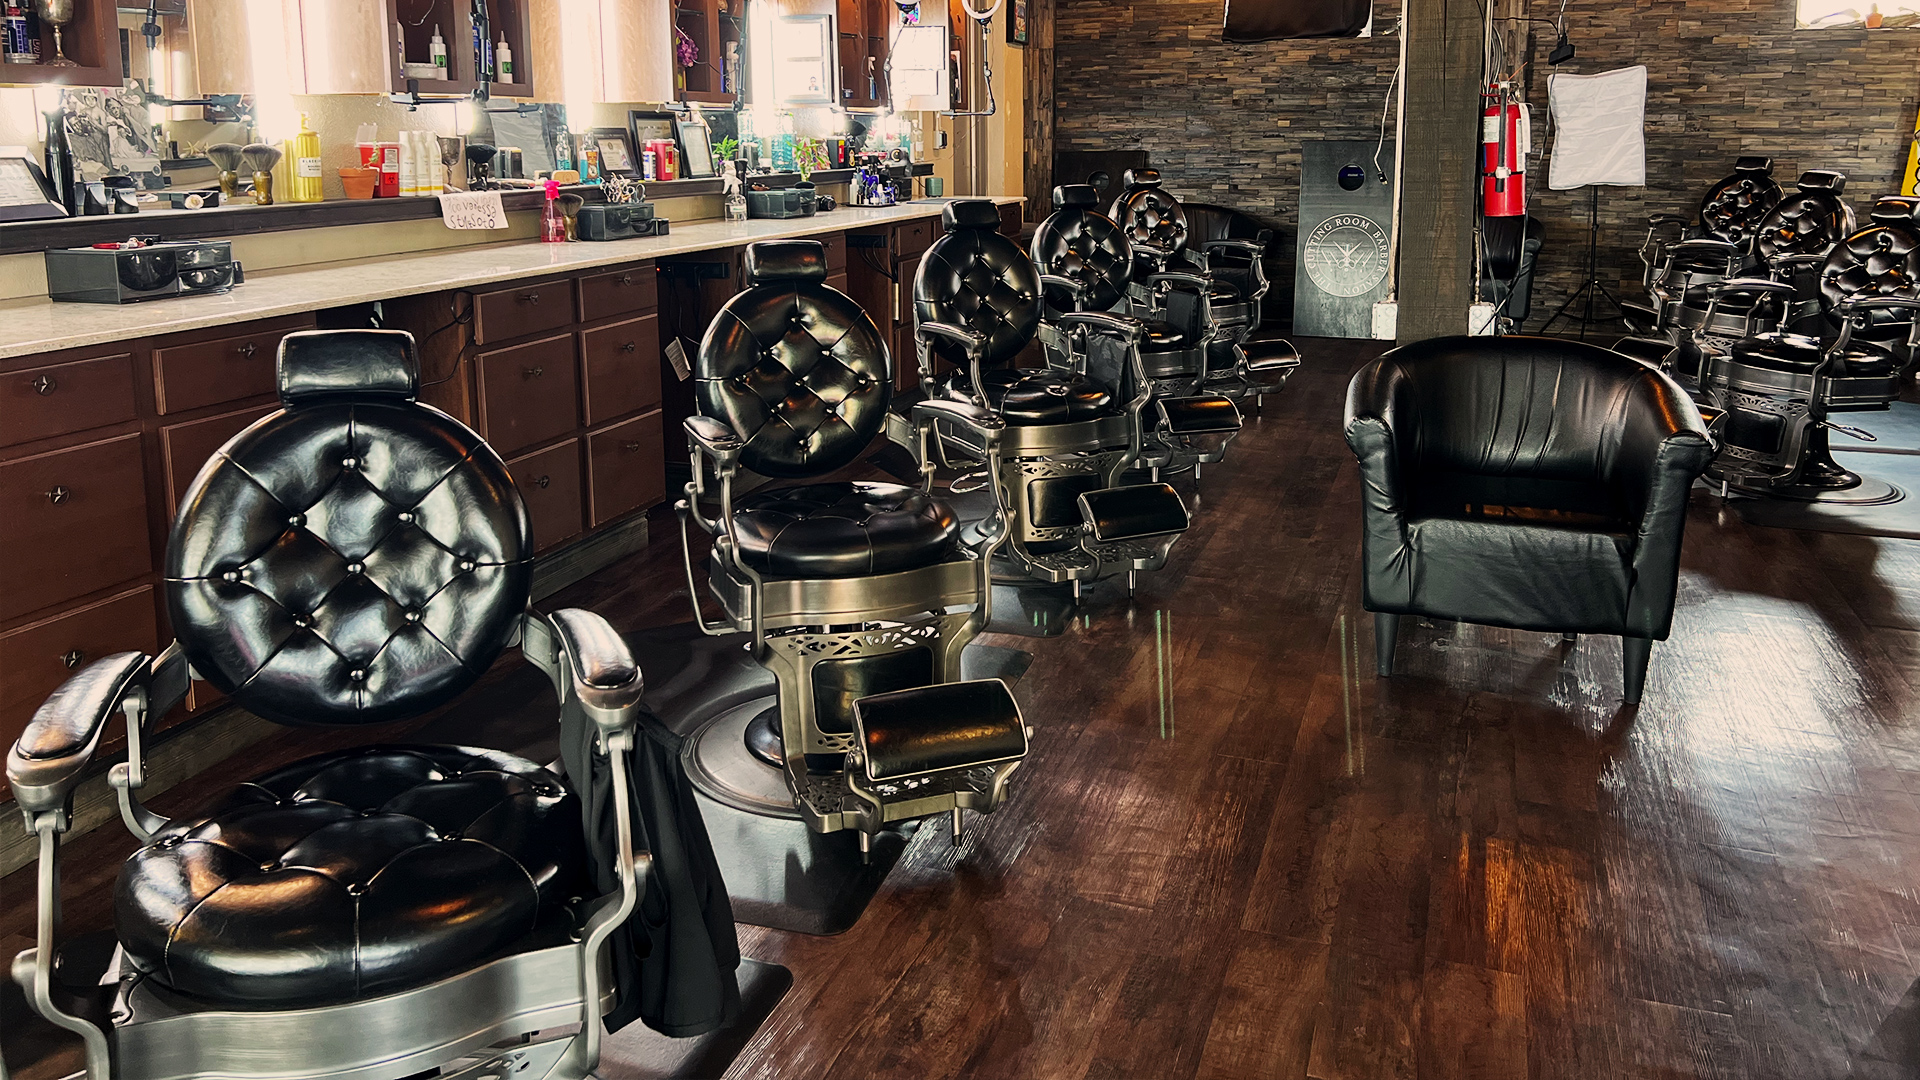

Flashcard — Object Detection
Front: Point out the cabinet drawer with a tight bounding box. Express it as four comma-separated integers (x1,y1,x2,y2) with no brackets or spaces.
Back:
588,411,665,526
161,405,275,511
472,279,577,345
897,218,933,259
475,334,580,456
0,585,160,775
580,315,661,426
578,264,658,323
822,233,848,272
153,326,296,415
1,354,138,448
506,439,584,552
0,432,153,623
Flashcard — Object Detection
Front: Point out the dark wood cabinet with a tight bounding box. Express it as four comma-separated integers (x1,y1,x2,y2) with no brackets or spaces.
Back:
383,0,535,98
837,0,892,107
1,354,136,449
675,0,739,104
0,433,152,624
0,0,120,86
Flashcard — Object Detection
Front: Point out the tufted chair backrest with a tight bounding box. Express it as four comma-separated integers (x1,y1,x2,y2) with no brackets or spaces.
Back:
1697,156,1783,251
164,330,533,728
1109,169,1189,257
1755,171,1854,267
1819,195,1920,341
1031,184,1134,314
914,200,1044,370
696,239,892,478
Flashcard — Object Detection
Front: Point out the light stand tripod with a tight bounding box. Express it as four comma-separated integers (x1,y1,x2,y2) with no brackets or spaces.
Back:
1538,185,1625,339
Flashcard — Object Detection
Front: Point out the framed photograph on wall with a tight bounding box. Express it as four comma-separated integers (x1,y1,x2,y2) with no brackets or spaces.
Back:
589,127,639,176
676,119,717,178
1007,0,1029,45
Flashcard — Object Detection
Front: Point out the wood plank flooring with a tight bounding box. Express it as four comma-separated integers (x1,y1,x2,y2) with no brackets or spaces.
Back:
7,337,1920,1078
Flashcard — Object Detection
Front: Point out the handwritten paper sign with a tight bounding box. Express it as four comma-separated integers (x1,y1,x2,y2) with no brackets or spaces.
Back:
438,190,508,230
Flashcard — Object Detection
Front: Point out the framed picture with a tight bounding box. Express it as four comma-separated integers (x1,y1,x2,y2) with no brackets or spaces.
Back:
676,119,717,178
628,110,679,163
589,127,638,176
1007,0,1028,45
0,156,66,222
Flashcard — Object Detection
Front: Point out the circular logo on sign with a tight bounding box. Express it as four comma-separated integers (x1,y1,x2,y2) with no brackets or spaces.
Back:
1303,214,1390,298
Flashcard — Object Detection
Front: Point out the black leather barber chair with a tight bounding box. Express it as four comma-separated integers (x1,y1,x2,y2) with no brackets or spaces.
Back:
1108,170,1273,337
1032,185,1277,472
1344,335,1714,705
1621,158,1783,344
898,198,1194,594
1479,215,1543,331
1690,195,1919,499
1619,170,1850,387
6,330,743,1080
677,239,1029,848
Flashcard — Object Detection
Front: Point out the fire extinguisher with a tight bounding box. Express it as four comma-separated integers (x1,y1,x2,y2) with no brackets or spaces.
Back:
1481,83,1530,217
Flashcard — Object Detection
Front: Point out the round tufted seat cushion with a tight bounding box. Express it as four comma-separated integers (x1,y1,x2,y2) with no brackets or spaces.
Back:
1730,332,1900,377
942,368,1114,425
731,481,960,578
114,745,584,1007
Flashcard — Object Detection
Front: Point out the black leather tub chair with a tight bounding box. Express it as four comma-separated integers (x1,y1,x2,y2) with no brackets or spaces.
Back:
1344,335,1714,705
6,330,741,1080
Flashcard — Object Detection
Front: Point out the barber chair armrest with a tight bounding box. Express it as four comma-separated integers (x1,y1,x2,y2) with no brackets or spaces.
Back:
527,608,644,737
1134,240,1175,261
1771,253,1827,269
912,397,1006,441
1704,276,1794,299
1148,271,1212,292
918,320,989,358
1200,238,1264,261
684,415,744,466
1039,274,1090,311
7,652,150,819
1835,295,1920,314
1055,310,1144,342
1648,214,1692,228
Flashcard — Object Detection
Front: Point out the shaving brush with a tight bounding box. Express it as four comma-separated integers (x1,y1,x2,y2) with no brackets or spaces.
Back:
207,143,245,200
465,143,496,190
241,143,282,205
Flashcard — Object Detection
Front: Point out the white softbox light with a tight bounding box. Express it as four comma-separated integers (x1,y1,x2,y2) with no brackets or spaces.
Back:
1547,65,1648,190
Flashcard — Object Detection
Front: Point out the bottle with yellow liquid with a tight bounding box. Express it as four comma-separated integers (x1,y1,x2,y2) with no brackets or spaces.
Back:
1905,124,1920,196
287,113,324,202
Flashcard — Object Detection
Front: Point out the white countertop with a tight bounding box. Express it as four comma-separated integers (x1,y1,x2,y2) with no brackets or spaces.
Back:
0,198,1019,361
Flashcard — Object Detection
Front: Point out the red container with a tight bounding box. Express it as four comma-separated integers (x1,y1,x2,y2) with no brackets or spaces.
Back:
647,140,678,181
366,142,400,198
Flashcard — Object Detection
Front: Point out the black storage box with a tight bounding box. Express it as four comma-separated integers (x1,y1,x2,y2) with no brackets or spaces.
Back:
578,201,658,241
747,185,817,219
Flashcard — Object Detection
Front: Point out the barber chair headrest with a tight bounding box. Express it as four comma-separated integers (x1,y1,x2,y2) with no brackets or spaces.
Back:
942,199,1004,232
1122,168,1162,189
1053,184,1100,209
278,329,419,406
1797,170,1847,194
1869,196,1920,225
1734,156,1774,174
743,240,829,285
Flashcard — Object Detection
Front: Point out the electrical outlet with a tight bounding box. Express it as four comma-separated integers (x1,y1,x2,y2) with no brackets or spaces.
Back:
1371,300,1398,340
1468,302,1498,335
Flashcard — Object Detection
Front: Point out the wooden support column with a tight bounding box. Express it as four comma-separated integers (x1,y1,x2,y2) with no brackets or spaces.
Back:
1395,0,1481,343
1023,0,1055,221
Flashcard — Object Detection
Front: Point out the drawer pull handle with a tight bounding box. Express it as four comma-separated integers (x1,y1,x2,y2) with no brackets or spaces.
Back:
62,649,84,669
521,292,541,305
31,374,56,395
617,274,634,286
533,475,551,489
620,341,637,353
622,441,644,452
524,366,544,379
238,342,258,358
47,485,70,505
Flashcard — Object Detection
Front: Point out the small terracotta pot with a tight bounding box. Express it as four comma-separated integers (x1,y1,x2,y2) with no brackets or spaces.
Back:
338,167,377,200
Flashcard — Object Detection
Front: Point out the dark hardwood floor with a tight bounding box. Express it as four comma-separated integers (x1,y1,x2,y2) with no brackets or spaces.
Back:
7,336,1920,1079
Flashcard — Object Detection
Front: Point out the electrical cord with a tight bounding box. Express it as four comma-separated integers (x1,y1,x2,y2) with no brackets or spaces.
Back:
1373,46,1401,182
418,291,474,388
